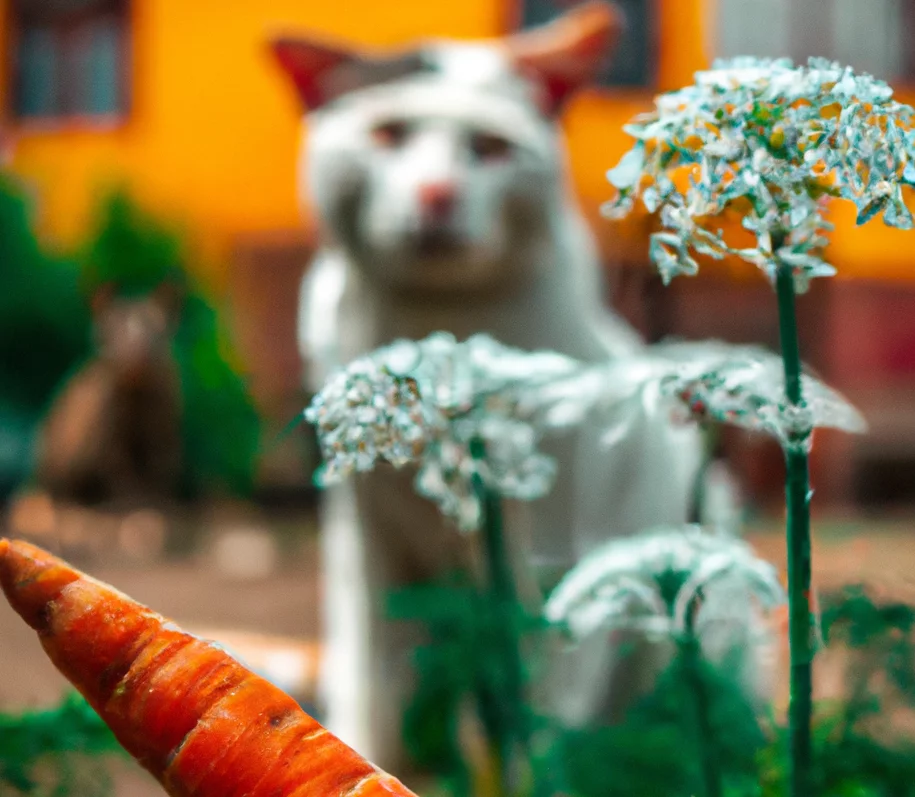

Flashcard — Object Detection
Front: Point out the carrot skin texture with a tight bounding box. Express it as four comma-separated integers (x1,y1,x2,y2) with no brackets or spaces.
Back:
0,538,420,797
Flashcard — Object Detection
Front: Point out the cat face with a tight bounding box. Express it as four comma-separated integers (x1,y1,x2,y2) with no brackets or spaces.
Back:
271,2,621,293
304,52,562,292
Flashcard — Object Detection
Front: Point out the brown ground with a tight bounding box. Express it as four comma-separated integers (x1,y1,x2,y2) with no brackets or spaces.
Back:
2,508,914,795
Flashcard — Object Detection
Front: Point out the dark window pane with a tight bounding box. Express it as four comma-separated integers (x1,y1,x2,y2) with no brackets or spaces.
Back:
69,16,123,115
904,3,915,79
15,26,60,118
519,0,655,87
10,0,128,120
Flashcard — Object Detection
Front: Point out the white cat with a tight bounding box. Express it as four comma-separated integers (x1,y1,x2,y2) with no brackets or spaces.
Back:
271,2,705,773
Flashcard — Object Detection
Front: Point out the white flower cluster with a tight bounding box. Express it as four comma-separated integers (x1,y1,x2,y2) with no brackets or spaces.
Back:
544,525,786,643
305,333,581,531
304,357,432,482
305,335,866,528
604,57,915,291
651,341,867,452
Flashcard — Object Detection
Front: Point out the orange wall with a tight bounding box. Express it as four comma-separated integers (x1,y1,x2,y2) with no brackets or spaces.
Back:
2,0,911,287
0,0,706,288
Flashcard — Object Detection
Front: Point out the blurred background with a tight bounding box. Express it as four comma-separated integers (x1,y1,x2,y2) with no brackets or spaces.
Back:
1,0,915,793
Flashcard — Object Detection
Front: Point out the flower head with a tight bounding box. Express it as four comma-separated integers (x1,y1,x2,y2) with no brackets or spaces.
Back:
305,333,581,531
544,525,786,643
651,341,867,452
604,57,915,290
304,357,433,482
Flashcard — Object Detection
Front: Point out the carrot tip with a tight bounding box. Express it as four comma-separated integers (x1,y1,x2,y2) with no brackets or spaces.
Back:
0,538,84,632
0,537,13,585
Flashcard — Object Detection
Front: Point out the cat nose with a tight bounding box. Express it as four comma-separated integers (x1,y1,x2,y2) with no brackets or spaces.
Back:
418,182,457,221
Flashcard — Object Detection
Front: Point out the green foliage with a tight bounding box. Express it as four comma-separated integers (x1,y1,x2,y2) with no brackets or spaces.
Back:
0,182,261,500
0,178,91,407
0,692,122,797
172,293,262,497
79,191,262,498
802,586,915,797
552,643,767,797
388,574,548,797
395,582,915,797
80,191,185,297
389,576,479,795
0,176,91,497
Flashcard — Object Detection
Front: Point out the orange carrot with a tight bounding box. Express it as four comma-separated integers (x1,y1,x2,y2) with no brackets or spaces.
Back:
0,538,419,797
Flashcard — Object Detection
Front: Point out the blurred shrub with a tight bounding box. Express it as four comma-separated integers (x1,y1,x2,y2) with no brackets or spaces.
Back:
0,176,91,498
0,180,260,501
0,692,121,797
393,575,915,797
78,191,262,499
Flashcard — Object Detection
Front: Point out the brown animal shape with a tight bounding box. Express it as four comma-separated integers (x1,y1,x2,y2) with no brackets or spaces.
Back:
36,283,184,509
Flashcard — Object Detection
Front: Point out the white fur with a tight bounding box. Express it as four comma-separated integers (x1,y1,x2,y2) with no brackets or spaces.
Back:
296,41,704,772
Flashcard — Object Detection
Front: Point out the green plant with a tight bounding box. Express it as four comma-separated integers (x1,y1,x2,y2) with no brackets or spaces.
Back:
0,692,123,797
304,334,813,795
0,176,91,498
80,192,262,498
604,57,915,796
544,524,785,797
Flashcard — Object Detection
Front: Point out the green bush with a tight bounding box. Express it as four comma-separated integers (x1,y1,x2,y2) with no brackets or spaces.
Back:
78,191,262,499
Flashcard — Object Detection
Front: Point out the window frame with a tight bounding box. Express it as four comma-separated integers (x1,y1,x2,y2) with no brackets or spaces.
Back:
901,2,915,83
5,0,133,131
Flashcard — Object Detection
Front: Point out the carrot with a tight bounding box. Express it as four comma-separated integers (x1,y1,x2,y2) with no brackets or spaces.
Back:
0,538,419,797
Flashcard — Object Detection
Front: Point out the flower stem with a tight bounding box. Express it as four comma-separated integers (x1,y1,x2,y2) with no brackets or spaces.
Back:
774,257,814,797
682,605,722,797
469,437,531,796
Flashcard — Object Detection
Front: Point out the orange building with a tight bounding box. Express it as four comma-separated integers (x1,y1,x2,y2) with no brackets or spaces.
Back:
2,0,915,280
0,0,714,280
0,0,709,433
2,0,915,505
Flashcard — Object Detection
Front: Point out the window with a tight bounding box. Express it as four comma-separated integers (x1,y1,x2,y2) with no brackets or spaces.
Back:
715,0,909,82
518,0,657,87
9,0,130,122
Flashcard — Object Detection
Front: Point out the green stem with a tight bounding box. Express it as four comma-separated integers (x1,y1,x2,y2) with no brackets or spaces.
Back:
682,603,722,797
469,437,531,797
775,256,814,797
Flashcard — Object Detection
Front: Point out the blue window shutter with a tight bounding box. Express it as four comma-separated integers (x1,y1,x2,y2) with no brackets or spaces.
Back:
15,26,60,117
11,0,128,120
70,15,123,115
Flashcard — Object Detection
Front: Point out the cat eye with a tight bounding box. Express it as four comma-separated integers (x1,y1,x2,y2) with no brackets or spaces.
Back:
371,120,411,148
469,131,513,162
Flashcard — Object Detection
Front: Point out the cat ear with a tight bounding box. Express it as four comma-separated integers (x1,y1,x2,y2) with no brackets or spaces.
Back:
269,36,361,109
269,35,424,110
505,1,623,115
